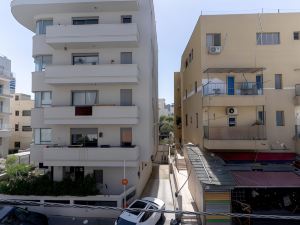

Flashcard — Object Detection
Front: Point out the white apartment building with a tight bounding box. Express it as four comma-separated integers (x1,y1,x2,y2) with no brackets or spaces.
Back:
9,93,34,152
0,56,12,157
11,0,158,196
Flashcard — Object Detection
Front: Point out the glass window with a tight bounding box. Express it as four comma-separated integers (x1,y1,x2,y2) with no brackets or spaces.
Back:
35,128,52,144
121,128,132,147
72,17,99,25
206,33,221,47
276,111,285,126
257,32,280,45
15,111,19,116
34,55,52,72
71,128,98,147
121,15,132,24
120,89,132,106
73,54,99,65
15,124,19,131
35,91,52,108
22,126,32,132
22,110,31,116
121,52,133,64
294,32,300,40
275,74,282,89
228,117,236,127
72,91,97,106
36,20,53,35
258,111,265,125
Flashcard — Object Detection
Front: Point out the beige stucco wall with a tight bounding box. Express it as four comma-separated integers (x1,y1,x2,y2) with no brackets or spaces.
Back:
9,94,34,151
178,13,300,153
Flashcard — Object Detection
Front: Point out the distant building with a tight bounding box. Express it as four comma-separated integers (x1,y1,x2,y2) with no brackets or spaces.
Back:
0,56,13,157
9,93,34,153
10,77,16,94
159,98,174,117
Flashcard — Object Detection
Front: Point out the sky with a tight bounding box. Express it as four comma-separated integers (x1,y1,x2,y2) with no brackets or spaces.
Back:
1,0,300,103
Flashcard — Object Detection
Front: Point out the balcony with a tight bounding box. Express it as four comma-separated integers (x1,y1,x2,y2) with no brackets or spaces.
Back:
203,82,265,107
46,24,139,49
295,84,300,105
43,145,140,167
42,105,138,125
203,125,269,150
11,0,139,31
45,64,139,84
0,88,13,99
0,125,11,137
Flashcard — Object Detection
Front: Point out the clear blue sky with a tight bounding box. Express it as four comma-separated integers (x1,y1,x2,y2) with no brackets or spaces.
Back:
1,0,300,103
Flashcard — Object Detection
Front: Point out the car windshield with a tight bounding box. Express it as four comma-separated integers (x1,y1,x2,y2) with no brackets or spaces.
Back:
116,217,136,225
14,208,29,221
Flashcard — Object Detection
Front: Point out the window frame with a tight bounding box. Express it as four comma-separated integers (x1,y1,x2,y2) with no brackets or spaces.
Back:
36,19,53,35
72,53,99,65
22,126,32,132
121,15,132,24
22,110,31,117
275,74,283,90
206,33,221,48
120,52,133,64
34,55,52,72
257,32,280,45
34,128,52,145
72,17,99,25
276,111,285,126
35,91,52,108
72,90,98,106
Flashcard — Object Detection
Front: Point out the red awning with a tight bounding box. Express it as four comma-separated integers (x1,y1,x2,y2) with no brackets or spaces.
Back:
233,171,300,188
217,152,296,162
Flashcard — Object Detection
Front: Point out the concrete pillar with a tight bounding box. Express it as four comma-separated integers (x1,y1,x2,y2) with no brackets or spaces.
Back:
53,166,63,182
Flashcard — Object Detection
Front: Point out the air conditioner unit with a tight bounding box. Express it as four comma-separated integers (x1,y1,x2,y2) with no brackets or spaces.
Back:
226,107,238,115
208,46,222,54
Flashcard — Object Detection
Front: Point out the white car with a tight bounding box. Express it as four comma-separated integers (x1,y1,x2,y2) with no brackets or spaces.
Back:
115,197,165,225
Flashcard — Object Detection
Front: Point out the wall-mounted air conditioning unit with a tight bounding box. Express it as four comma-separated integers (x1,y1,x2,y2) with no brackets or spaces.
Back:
208,46,222,54
226,107,238,115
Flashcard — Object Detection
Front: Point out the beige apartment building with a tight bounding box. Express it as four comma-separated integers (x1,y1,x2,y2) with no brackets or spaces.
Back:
175,13,300,154
9,93,34,152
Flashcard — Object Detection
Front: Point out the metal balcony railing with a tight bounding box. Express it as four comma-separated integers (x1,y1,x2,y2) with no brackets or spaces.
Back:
203,82,263,96
204,125,266,140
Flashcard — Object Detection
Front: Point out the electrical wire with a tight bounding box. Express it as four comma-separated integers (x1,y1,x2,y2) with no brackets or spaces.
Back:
0,199,299,220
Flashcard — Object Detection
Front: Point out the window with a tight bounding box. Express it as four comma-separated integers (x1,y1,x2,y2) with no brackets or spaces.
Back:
121,52,133,64
72,17,99,25
185,89,187,99
121,15,132,24
257,32,280,45
276,111,285,126
72,91,97,106
14,142,21,149
22,126,32,132
140,207,154,222
195,81,198,93
15,95,19,101
228,117,236,127
275,74,282,89
72,53,99,65
121,128,132,147
15,111,19,116
0,102,3,113
22,110,31,116
120,89,132,106
15,124,19,131
294,32,300,40
71,128,98,147
34,55,52,72
185,114,188,127
206,33,221,47
35,91,52,108
185,59,188,68
0,85,3,95
258,111,265,125
36,20,53,35
34,128,52,144
196,113,199,128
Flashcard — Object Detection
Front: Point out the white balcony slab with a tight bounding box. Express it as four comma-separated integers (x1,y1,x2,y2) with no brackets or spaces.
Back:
42,106,138,125
46,24,139,49
45,64,139,84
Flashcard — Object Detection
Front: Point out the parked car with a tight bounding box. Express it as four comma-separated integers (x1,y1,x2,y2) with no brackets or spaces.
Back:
115,197,165,225
0,206,48,225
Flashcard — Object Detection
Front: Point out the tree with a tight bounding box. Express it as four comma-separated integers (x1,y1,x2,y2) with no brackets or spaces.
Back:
160,122,174,135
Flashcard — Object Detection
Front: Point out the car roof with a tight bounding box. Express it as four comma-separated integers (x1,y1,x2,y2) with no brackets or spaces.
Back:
0,206,14,220
119,200,151,222
141,197,165,208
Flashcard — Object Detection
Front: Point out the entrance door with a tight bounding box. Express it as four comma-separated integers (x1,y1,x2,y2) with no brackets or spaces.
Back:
227,76,235,95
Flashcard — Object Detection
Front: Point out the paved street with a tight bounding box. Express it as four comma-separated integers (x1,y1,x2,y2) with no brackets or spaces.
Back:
49,216,115,225
142,164,175,225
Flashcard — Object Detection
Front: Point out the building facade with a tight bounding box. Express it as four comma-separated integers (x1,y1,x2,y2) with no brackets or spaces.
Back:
9,93,34,153
175,13,300,154
158,98,174,117
175,13,300,225
11,0,158,197
0,56,13,157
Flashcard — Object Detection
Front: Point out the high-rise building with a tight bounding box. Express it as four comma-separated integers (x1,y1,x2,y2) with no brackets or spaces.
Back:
9,93,34,153
10,77,16,94
11,0,158,197
0,56,12,157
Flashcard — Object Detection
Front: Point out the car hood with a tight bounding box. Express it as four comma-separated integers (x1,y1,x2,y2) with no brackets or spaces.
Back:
142,197,165,209
25,212,48,225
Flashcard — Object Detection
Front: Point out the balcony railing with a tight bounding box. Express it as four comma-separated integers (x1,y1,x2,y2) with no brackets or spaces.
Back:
204,125,266,140
203,82,263,96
